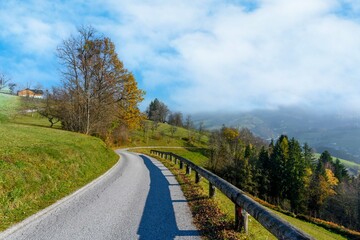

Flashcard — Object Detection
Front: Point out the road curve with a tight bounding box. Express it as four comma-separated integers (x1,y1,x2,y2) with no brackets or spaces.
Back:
0,150,200,240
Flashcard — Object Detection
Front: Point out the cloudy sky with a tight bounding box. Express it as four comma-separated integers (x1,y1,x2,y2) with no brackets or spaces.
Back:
1,0,360,113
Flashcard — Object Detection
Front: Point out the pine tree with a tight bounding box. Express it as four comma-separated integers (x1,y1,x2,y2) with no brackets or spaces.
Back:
269,135,289,204
333,158,349,182
256,146,270,200
287,138,307,213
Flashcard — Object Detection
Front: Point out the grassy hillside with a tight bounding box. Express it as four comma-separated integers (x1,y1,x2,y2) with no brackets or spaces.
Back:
0,94,118,230
0,94,20,122
313,153,360,176
127,120,208,148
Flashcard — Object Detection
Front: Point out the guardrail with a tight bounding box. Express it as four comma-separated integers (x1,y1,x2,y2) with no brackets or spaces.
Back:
150,150,313,240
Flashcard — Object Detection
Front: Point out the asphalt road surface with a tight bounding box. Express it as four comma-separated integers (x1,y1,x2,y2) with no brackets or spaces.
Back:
0,150,201,240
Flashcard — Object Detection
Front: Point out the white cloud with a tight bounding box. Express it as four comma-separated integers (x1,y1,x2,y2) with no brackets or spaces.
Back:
106,0,360,113
1,0,360,114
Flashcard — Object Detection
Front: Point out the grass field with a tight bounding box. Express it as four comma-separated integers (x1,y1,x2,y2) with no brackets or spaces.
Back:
0,94,20,122
313,153,360,175
127,121,209,148
0,94,118,231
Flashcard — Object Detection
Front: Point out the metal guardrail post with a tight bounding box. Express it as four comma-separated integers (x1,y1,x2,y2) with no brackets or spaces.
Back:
235,205,249,234
150,150,313,240
209,183,216,198
186,165,191,175
195,171,201,183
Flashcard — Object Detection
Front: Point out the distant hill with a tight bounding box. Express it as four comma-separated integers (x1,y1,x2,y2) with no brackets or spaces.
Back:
192,107,360,163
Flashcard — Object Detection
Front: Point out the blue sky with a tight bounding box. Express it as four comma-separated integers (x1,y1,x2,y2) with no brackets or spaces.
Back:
1,0,360,113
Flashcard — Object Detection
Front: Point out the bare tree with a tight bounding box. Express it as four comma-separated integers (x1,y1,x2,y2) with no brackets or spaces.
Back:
185,115,194,130
197,121,205,142
146,98,169,123
0,73,16,94
0,73,9,89
168,112,183,127
170,125,177,137
37,89,60,127
56,26,144,139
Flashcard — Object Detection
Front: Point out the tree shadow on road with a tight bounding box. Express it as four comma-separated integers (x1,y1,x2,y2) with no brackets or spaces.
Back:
137,155,200,240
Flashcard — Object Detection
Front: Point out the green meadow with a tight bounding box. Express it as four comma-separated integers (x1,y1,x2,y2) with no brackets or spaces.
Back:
0,94,118,230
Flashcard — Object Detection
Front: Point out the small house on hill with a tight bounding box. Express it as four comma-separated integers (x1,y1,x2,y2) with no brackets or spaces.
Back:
17,88,44,99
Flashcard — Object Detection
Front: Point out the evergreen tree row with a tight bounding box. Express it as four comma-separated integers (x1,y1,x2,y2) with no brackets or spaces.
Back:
209,126,359,230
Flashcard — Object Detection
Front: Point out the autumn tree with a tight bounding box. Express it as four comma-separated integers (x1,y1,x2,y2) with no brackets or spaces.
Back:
208,129,233,173
308,152,339,217
56,26,144,141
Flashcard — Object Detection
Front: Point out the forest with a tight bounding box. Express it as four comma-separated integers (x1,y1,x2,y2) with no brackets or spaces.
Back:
208,126,360,231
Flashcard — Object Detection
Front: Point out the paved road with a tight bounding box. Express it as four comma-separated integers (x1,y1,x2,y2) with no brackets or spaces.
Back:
0,150,200,240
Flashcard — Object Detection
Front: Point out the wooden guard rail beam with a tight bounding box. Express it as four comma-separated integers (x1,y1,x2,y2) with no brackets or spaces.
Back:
150,150,314,240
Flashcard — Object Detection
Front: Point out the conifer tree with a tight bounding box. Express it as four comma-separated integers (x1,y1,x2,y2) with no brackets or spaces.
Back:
269,135,289,204
287,138,307,213
256,146,270,200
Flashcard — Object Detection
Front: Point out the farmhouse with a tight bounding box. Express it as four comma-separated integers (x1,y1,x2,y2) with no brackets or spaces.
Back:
17,88,44,99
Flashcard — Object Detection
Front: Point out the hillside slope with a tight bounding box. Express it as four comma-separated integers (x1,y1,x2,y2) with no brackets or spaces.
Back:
0,94,118,230
0,94,19,122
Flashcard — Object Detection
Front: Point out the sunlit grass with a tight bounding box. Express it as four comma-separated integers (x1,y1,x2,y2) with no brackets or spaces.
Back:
0,94,20,122
126,120,209,148
0,95,118,231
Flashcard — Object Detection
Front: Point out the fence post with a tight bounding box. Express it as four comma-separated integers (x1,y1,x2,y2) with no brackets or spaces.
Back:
186,165,191,175
209,183,216,198
179,160,183,169
235,205,248,234
195,171,201,183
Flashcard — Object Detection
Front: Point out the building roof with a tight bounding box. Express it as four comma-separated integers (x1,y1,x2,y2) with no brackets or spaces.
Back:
20,88,44,95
